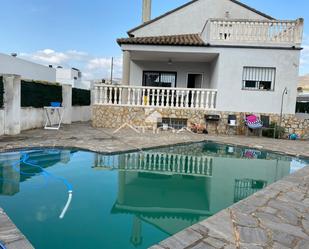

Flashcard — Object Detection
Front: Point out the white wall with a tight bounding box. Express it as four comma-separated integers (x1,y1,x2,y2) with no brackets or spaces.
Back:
1,75,91,134
56,68,82,87
215,47,301,114
20,107,92,131
0,53,56,82
20,108,45,131
56,68,73,86
20,108,73,131
209,57,219,89
130,61,211,88
131,0,270,37
0,110,4,136
72,106,92,122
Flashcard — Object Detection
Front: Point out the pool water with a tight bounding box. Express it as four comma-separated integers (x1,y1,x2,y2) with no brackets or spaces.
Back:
0,142,308,249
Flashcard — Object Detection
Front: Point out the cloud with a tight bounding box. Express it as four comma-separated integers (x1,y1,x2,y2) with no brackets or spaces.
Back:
300,34,309,76
86,57,122,79
26,49,69,64
20,49,122,80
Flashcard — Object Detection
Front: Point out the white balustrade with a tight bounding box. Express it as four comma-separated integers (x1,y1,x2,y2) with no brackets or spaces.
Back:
95,153,213,177
94,84,217,110
203,18,304,46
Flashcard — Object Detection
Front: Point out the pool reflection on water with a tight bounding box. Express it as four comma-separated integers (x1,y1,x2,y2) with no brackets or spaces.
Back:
0,142,308,249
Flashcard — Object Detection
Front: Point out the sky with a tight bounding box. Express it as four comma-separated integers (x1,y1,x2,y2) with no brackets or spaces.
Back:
0,0,308,80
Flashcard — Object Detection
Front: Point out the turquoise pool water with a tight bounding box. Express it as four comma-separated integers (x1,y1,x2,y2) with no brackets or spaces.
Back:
0,142,308,249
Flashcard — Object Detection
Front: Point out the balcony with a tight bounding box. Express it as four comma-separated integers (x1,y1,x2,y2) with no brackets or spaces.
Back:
94,84,217,110
202,18,304,47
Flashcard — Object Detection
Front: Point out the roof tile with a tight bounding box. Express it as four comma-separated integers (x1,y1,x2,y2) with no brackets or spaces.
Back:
117,34,205,47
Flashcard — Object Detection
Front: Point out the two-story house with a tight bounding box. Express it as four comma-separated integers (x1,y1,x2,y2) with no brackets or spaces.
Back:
93,0,306,135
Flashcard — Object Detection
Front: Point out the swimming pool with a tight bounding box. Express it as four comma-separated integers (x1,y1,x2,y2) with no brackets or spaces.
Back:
0,142,308,249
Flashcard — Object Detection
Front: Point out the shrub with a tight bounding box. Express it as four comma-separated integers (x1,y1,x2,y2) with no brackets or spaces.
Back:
21,80,62,108
262,122,285,139
72,88,90,106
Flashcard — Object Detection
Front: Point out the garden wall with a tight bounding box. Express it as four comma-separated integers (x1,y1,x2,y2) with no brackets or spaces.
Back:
0,76,4,135
92,105,309,138
1,74,92,135
0,110,4,136
20,106,92,131
72,106,92,122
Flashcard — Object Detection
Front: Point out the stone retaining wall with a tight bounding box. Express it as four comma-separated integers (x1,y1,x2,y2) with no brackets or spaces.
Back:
92,105,309,137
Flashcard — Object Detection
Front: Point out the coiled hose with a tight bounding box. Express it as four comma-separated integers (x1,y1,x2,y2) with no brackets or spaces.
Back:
11,152,73,219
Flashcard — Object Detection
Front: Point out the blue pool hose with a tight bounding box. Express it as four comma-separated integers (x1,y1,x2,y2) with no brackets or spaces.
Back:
10,152,73,219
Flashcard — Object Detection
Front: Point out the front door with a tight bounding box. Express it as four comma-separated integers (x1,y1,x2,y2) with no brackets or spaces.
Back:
187,73,203,89
187,74,203,107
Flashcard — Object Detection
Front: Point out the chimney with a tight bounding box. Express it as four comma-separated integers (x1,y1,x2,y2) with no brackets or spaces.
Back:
142,0,151,23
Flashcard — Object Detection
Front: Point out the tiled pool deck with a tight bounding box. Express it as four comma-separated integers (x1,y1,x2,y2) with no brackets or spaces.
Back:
1,122,309,249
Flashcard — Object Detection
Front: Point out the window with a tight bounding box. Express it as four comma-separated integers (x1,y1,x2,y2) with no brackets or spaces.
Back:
158,118,188,130
242,67,276,91
143,71,177,87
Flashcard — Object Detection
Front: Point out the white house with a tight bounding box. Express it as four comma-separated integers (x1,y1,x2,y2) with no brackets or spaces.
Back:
93,0,307,135
0,52,90,89
0,52,56,82
103,0,304,114
56,67,83,88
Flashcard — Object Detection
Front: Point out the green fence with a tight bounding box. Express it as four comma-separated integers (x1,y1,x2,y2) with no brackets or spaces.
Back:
0,76,3,108
21,80,62,108
72,88,91,106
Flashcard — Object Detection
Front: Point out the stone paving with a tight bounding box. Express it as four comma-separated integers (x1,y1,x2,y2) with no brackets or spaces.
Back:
0,122,206,154
0,122,309,249
0,122,309,158
150,167,309,249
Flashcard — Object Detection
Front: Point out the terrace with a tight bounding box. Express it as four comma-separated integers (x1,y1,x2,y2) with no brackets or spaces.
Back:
1,123,309,248
94,84,217,110
202,18,304,47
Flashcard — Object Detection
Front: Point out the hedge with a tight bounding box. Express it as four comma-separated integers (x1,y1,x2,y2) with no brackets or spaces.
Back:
296,102,309,113
72,88,90,106
21,80,62,108
0,76,3,108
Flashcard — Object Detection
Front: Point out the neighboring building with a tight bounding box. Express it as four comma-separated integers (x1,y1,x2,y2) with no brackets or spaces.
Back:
0,52,56,82
113,0,304,115
298,75,309,93
296,75,309,113
0,52,90,88
56,67,82,88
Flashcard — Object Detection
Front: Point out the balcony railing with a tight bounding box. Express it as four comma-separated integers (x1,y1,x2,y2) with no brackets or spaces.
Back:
202,18,304,47
94,152,213,177
94,84,217,110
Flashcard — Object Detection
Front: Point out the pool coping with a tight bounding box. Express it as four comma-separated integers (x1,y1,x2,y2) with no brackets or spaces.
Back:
1,138,309,249
1,138,309,159
0,207,34,249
